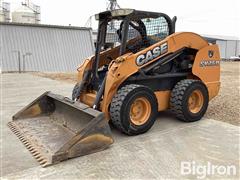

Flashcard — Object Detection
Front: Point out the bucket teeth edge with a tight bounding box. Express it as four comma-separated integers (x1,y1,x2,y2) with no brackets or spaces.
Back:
7,122,50,167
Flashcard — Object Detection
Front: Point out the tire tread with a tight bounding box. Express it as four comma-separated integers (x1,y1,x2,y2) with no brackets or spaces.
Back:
170,79,205,121
110,84,141,134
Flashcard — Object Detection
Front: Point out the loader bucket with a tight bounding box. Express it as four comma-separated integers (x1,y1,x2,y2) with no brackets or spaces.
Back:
8,92,113,167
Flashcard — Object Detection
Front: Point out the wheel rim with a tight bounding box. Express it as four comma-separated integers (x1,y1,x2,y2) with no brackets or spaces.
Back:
188,89,204,113
130,97,151,126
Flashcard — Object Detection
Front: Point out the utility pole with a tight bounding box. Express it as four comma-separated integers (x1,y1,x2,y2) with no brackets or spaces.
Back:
84,0,120,29
12,50,21,73
22,52,32,73
107,0,120,11
18,51,21,73
107,0,120,30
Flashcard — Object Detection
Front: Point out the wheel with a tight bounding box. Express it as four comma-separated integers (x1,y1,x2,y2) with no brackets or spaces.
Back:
110,84,158,135
170,79,209,122
72,83,80,100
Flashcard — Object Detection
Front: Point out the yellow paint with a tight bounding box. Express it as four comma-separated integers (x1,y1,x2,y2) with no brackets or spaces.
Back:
206,81,221,100
22,104,42,117
79,134,114,144
130,97,151,126
188,89,204,113
80,93,96,107
154,91,171,111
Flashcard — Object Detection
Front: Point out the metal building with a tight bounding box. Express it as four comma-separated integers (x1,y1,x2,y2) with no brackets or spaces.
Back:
12,0,41,24
0,0,10,22
203,34,240,59
0,22,94,72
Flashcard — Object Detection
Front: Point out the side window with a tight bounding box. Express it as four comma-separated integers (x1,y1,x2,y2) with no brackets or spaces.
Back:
105,20,142,49
128,22,141,40
105,20,123,49
142,17,169,43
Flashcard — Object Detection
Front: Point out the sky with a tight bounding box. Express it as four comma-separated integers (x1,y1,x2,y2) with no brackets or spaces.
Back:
6,0,240,39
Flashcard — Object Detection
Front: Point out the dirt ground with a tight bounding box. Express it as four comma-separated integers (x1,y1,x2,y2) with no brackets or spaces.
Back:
205,61,240,126
34,72,77,83
33,61,240,126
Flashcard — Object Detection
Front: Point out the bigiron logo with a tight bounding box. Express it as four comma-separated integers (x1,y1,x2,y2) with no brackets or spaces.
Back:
200,60,220,67
136,42,168,66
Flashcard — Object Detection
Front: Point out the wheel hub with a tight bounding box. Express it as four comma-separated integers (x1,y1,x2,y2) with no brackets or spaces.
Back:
188,89,204,113
130,97,151,126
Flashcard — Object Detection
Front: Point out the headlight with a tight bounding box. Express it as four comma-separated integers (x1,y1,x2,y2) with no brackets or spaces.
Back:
95,14,99,20
111,9,134,17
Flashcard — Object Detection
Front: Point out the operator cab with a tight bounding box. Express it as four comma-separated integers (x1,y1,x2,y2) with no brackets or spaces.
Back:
92,9,176,87
95,9,176,54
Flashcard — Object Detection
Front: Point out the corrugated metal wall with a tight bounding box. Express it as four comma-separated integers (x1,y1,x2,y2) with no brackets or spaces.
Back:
226,40,237,58
216,40,227,58
216,39,240,59
0,23,95,72
237,41,240,56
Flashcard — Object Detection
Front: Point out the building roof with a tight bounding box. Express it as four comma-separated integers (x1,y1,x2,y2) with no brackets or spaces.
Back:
0,22,92,31
13,5,34,13
202,34,239,41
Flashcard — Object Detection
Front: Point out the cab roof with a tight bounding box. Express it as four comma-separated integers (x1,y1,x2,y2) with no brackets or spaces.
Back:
95,9,171,21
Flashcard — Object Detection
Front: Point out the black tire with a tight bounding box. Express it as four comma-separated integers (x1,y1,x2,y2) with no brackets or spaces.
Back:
110,84,158,135
170,79,209,122
72,83,80,100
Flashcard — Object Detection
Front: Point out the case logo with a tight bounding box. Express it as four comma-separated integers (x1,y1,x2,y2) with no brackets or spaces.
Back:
208,50,214,58
136,42,168,66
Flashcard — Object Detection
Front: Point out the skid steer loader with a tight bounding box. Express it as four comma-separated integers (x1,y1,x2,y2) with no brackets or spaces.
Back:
8,9,220,167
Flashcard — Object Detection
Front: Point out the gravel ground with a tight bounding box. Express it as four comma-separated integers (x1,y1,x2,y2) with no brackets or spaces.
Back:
33,61,240,126
33,72,77,83
205,61,240,126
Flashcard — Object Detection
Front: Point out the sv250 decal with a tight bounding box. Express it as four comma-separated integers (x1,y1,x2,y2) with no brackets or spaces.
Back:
200,60,220,67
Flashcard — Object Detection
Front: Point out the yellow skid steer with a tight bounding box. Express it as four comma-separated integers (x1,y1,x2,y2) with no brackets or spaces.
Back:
8,9,220,167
